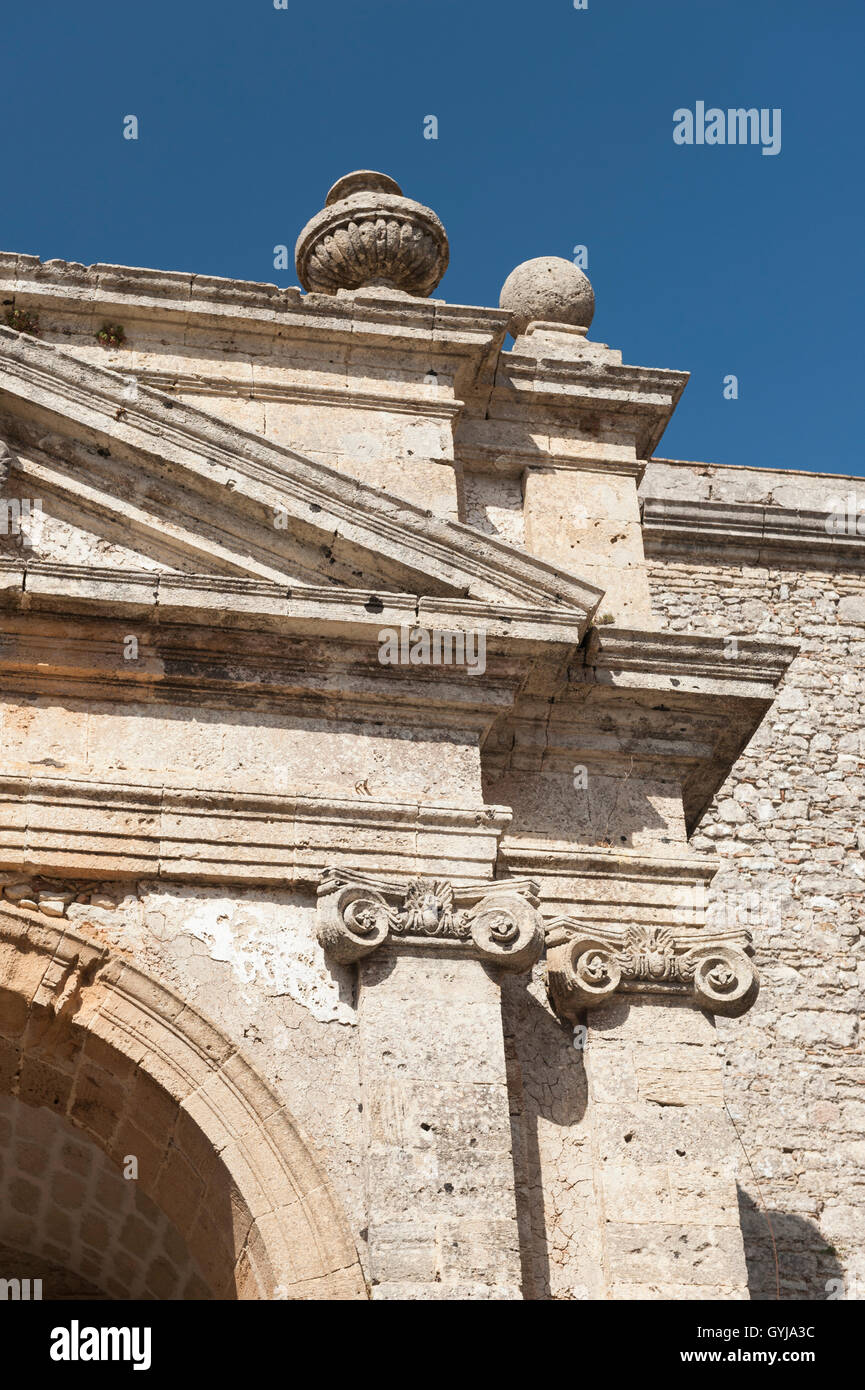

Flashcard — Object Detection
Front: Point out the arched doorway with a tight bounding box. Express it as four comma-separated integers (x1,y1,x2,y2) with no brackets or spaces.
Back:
0,905,365,1300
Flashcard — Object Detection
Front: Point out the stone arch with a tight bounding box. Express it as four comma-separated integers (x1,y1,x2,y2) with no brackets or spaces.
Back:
0,905,366,1300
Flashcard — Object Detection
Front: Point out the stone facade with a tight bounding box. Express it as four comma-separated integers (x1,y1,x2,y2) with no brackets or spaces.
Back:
0,173,859,1300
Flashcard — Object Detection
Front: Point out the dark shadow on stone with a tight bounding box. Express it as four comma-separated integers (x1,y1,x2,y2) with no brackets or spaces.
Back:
501,975,588,1300
738,1185,846,1301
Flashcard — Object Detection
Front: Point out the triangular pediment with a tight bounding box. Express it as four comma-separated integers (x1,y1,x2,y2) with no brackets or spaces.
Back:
0,328,603,629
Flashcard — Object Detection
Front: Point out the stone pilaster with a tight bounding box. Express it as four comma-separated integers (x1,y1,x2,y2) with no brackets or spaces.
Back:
546,917,758,1299
522,459,654,627
584,997,750,1300
358,948,523,1299
316,870,544,1299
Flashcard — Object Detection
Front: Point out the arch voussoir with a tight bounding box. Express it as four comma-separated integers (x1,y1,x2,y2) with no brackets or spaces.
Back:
0,904,366,1300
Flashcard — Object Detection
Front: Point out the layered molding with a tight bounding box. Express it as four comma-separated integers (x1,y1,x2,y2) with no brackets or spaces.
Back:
0,568,800,862
576,627,797,833
574,626,799,698
0,775,511,886
546,919,759,1019
136,370,466,420
316,869,544,972
0,563,584,744
488,340,689,460
0,254,512,409
0,328,603,619
0,559,588,650
456,443,646,482
497,845,719,919
642,496,865,569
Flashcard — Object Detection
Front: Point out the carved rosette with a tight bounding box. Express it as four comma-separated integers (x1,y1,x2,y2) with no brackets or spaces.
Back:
546,922,759,1020
316,869,543,973
295,171,449,297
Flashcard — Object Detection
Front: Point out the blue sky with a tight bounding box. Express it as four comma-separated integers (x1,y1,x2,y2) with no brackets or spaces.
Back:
3,0,862,474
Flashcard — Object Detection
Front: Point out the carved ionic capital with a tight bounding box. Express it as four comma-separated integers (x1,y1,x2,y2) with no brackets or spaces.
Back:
546,922,759,1020
317,869,544,973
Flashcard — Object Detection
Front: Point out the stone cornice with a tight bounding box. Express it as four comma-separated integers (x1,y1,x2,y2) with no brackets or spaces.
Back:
491,349,689,458
496,847,723,947
0,254,511,406
0,252,306,314
136,369,466,420
642,495,865,568
0,253,507,339
498,844,719,886
0,327,603,619
483,626,798,837
0,567,539,732
574,626,800,700
576,627,797,834
455,442,646,482
0,560,589,649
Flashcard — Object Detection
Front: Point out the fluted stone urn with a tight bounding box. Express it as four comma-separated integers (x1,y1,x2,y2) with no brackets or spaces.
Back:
295,170,449,297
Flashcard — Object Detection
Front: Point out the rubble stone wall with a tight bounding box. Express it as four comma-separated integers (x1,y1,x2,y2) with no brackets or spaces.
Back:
641,459,865,1301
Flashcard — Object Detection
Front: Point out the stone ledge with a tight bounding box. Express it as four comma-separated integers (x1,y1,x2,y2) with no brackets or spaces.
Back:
642,496,865,568
0,775,510,886
0,559,591,649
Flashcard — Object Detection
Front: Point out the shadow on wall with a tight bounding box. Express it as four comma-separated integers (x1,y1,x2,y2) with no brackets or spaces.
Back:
502,974,590,1301
502,980,852,1303
738,1187,846,1301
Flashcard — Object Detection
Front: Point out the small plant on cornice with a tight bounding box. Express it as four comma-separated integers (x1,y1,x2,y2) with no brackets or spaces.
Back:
5,307,40,335
96,322,126,348
598,613,615,625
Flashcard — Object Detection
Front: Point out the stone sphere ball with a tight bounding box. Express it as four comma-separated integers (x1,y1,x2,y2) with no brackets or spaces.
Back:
499,256,595,336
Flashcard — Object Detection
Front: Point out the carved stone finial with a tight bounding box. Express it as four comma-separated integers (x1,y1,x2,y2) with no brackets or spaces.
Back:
546,922,759,1020
499,255,595,337
316,870,544,973
295,170,450,298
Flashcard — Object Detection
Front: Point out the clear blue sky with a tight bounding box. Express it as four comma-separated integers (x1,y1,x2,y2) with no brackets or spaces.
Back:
3,0,862,474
